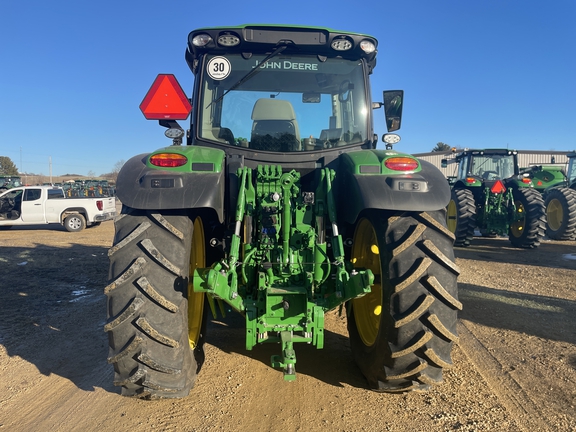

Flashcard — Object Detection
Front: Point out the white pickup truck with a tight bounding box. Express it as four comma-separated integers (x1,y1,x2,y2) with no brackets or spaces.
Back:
0,186,116,232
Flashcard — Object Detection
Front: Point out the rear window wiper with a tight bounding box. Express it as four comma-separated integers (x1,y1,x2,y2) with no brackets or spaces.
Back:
207,44,289,108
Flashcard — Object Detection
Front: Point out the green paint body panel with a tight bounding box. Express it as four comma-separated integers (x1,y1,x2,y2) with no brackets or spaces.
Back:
528,165,566,192
193,23,375,39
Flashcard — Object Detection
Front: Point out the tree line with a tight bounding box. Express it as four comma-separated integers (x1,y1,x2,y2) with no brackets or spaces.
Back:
0,156,125,182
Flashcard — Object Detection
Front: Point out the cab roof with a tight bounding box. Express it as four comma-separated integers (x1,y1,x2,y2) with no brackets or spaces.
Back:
186,24,378,73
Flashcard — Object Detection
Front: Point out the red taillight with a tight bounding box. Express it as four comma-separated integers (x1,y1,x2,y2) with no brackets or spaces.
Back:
149,153,188,167
490,180,506,194
521,178,531,184
466,177,476,184
96,200,103,211
384,157,419,171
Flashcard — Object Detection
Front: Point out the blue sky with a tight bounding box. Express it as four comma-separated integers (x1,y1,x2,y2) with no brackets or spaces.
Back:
1,0,574,176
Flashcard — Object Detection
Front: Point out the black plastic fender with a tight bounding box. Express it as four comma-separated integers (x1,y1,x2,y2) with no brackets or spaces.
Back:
337,158,451,224
116,153,225,222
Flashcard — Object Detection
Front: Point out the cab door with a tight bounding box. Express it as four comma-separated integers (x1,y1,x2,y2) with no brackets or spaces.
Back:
20,189,46,223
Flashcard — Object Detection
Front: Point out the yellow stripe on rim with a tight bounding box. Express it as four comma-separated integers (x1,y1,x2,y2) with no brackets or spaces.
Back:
547,198,563,231
351,218,382,346
188,217,205,349
446,199,458,233
510,200,526,238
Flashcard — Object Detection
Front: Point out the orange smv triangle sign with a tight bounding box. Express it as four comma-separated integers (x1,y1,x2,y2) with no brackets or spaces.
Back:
139,74,192,120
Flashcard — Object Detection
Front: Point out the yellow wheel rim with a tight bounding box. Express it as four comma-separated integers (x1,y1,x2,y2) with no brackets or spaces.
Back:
351,218,382,347
510,200,526,237
446,199,458,233
547,198,563,231
188,217,205,349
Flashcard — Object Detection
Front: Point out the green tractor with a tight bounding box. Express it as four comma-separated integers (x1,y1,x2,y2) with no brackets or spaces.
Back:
443,149,545,248
105,24,460,399
524,165,566,194
0,175,22,191
542,151,576,239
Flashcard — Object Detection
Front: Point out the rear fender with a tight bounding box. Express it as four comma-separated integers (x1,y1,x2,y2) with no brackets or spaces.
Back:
337,151,451,224
116,147,226,222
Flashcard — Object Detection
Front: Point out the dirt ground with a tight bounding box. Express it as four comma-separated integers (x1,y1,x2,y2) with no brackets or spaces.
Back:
0,217,575,432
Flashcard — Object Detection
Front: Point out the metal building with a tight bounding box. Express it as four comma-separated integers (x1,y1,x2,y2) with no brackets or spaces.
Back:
413,149,572,178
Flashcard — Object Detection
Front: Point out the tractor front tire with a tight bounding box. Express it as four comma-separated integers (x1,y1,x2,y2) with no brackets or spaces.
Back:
446,188,476,246
347,210,461,392
544,188,576,240
105,207,207,399
509,188,546,248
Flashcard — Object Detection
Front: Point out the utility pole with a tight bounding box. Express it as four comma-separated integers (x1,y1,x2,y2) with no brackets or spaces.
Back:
20,147,27,185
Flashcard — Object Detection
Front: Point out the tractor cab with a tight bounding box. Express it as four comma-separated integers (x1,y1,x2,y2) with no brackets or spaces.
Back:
0,175,22,191
141,25,402,162
448,149,522,184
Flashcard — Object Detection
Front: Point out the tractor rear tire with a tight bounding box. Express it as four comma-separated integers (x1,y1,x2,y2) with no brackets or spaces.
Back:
544,188,576,240
105,207,208,399
508,188,546,248
347,210,461,392
446,188,476,246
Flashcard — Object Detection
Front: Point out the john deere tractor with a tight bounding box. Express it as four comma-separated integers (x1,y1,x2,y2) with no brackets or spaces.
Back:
0,175,22,191
444,149,545,248
105,24,460,399
542,151,576,239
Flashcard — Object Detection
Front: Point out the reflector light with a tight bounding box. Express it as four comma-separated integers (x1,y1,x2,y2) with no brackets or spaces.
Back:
140,74,192,120
331,38,352,51
149,153,188,167
384,157,419,171
360,40,376,53
192,33,212,46
491,180,506,194
537,180,543,186
218,34,240,46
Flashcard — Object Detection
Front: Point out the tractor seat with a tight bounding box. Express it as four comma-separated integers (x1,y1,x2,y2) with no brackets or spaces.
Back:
482,171,499,180
250,99,300,152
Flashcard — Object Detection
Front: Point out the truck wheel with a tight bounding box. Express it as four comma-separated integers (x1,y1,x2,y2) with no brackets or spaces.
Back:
347,210,461,392
64,213,86,232
508,188,546,248
446,188,476,246
105,207,208,399
544,188,576,240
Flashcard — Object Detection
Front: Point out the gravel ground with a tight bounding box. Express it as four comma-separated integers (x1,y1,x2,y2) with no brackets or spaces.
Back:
0,219,575,431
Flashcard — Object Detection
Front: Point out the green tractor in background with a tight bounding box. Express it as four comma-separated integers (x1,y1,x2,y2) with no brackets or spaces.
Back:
0,175,22,191
104,24,461,399
443,149,545,248
541,151,576,239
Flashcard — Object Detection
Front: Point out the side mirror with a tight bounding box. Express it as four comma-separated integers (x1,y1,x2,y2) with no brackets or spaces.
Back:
441,159,448,168
383,90,404,132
